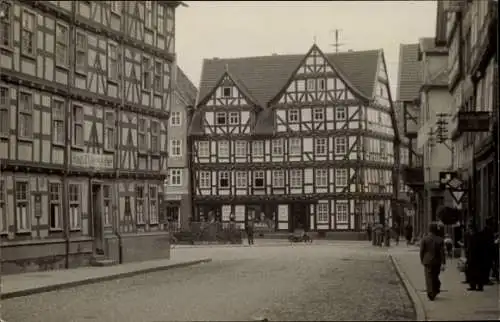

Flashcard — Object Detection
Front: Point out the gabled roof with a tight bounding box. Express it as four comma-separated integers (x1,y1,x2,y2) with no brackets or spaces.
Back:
196,48,381,108
397,44,423,102
176,66,198,107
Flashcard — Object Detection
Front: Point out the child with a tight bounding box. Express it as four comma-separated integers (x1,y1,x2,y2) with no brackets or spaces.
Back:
444,234,453,258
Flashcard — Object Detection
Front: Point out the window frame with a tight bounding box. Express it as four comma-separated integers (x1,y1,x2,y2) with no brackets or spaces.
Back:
229,112,239,125
219,171,230,188
199,171,211,188
169,168,182,186
142,57,152,91
288,109,299,123
316,203,329,224
289,138,301,155
235,171,247,188
335,137,347,154
145,1,154,30
290,169,302,188
252,141,264,157
138,118,147,153
222,87,232,98
108,43,118,82
48,182,63,231
313,107,325,121
135,184,146,225
75,31,87,74
0,1,13,50
150,120,160,154
215,112,227,125
315,137,327,156
104,111,115,151
52,99,65,145
68,183,82,231
149,185,159,225
21,9,36,57
102,184,112,227
154,60,163,93
18,92,33,140
0,86,10,137
306,79,315,91
197,141,210,157
272,170,285,187
253,171,265,188
15,180,30,233
315,169,328,187
336,106,346,121
0,179,6,234
335,202,348,223
170,139,182,157
217,140,229,157
55,23,69,67
170,111,181,126
335,169,348,186
235,141,247,157
72,104,84,147
272,139,283,156
110,0,121,15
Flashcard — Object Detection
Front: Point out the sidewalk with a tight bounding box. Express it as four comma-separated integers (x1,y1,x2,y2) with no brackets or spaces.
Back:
1,253,211,300
390,245,499,321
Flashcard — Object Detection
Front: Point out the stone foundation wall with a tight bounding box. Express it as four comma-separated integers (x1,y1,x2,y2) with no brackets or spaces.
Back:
105,232,170,263
0,238,93,275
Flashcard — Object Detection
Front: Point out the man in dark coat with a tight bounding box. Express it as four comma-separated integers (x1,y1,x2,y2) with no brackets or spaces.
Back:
246,215,255,245
405,223,413,246
481,217,496,285
420,223,446,301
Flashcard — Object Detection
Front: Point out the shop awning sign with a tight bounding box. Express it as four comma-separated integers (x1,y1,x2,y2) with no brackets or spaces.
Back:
451,190,465,204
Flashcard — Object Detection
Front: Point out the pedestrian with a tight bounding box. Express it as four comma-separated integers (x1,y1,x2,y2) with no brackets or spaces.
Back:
444,234,453,258
466,224,487,291
493,233,499,282
481,217,496,286
246,214,255,245
405,223,413,246
394,223,400,245
366,223,372,242
420,223,446,301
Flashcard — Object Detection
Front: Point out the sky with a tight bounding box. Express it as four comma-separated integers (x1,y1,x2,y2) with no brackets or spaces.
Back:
175,1,438,97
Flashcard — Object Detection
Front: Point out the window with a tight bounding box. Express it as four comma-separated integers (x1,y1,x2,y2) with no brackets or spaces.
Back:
315,169,328,187
138,118,147,152
318,79,326,90
219,172,229,188
149,185,159,224
170,111,181,126
76,32,87,72
156,4,165,34
150,121,160,153
21,10,35,56
235,141,247,157
289,138,301,155
229,112,239,125
15,181,30,232
0,2,12,48
252,141,264,156
170,139,182,157
317,203,329,223
380,141,387,159
103,185,112,227
313,108,325,121
272,170,285,187
335,137,346,154
272,139,283,155
18,92,33,139
110,0,121,14
68,183,81,230
254,171,265,188
315,138,327,155
197,141,209,157
335,203,348,223
142,57,151,90
154,61,162,92
236,171,247,188
288,109,299,122
307,79,315,91
169,169,182,186
52,100,65,145
108,44,118,81
199,171,210,188
290,170,302,188
335,169,348,186
135,185,145,224
56,24,68,66
222,87,232,97
216,112,227,125
145,1,153,29
0,180,5,234
218,141,229,157
104,111,115,151
72,104,84,146
336,106,346,120
0,86,9,137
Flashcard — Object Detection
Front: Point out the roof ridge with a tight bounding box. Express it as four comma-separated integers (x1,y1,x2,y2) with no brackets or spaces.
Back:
204,49,381,62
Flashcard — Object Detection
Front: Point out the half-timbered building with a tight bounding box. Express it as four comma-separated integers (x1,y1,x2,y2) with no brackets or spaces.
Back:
188,45,403,236
0,0,182,274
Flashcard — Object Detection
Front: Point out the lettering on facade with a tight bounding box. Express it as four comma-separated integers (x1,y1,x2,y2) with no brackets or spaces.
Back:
72,152,114,169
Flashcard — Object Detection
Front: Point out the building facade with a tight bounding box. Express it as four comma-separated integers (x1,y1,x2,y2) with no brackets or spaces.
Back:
0,1,182,274
397,43,426,237
165,66,197,230
188,45,403,236
442,0,498,229
415,37,453,228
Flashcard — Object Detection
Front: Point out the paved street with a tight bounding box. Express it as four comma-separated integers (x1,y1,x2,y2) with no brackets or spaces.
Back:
2,243,415,322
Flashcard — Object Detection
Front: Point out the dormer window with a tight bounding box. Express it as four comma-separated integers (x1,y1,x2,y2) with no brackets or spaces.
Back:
216,112,227,125
222,87,232,97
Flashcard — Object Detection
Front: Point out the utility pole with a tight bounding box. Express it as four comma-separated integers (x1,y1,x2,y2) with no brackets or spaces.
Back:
329,29,344,53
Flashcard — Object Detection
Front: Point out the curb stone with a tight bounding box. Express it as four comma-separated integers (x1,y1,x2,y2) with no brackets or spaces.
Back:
389,254,427,321
1,258,212,300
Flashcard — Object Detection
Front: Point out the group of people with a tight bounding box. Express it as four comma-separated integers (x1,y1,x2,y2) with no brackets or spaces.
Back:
419,217,498,301
365,222,414,246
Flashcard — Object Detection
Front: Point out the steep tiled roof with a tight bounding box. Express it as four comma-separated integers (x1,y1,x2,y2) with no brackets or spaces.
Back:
397,44,422,102
176,66,198,107
190,47,382,136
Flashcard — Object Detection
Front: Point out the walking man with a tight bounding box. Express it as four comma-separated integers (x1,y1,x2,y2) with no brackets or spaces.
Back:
420,223,446,301
246,214,255,245
405,223,413,246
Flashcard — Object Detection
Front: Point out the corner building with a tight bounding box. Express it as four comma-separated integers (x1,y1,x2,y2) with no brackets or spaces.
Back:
189,45,403,236
0,1,182,274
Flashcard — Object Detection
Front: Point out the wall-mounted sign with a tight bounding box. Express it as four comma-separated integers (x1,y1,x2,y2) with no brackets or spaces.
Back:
34,194,42,218
72,152,114,169
166,194,182,201
457,111,491,133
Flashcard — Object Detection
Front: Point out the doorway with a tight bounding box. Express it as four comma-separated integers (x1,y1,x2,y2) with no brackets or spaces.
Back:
290,203,309,232
91,183,104,255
